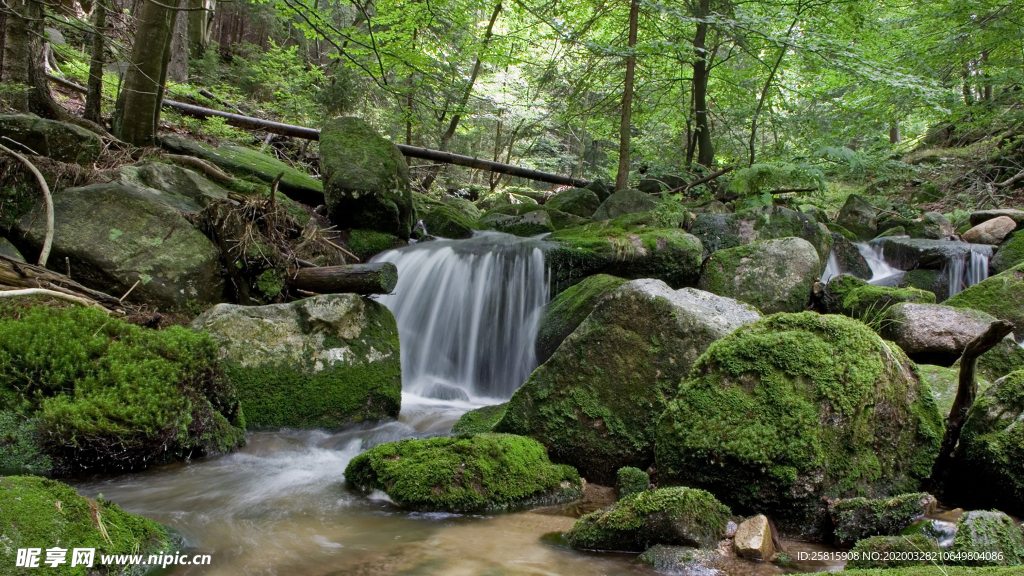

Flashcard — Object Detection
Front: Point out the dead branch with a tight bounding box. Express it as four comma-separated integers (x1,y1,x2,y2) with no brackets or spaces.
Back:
0,255,125,312
665,166,734,195
165,154,233,183
0,288,111,312
0,144,53,267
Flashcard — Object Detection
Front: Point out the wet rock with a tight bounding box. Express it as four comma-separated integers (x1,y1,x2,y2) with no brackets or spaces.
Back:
421,382,470,402
637,545,724,575
836,194,877,240
565,487,732,551
949,510,1024,566
16,182,224,308
945,262,1024,340
656,312,944,539
963,216,1017,245
992,231,1024,273
344,433,582,512
698,237,820,314
690,206,832,263
617,466,650,499
970,209,1024,228
592,189,657,221
846,535,939,569
534,274,626,364
0,114,101,165
880,303,998,365
876,237,994,270
828,493,937,548
831,234,873,279
0,237,24,262
451,403,507,435
191,294,402,428
546,187,602,218
497,280,760,483
900,518,958,548
320,117,415,238
733,515,775,561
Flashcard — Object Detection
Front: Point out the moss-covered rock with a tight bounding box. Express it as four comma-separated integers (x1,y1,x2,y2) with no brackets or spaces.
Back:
845,534,940,569
546,224,703,294
320,117,415,238
591,189,657,221
698,237,820,314
842,285,936,325
949,511,1024,566
480,208,554,236
828,493,937,548
0,236,24,262
451,403,507,435
191,294,400,428
636,545,725,573
801,204,831,223
422,204,477,239
617,466,649,499
497,280,760,483
975,337,1024,383
907,212,954,239
902,269,948,301
656,312,944,538
534,274,626,364
832,233,874,280
346,229,402,261
564,487,732,551
475,191,537,212
691,206,833,263
945,263,1024,336
344,433,582,512
837,194,878,240
0,114,101,165
915,364,968,415
0,476,171,574
821,274,870,314
991,232,1024,274
15,182,225,309
546,187,601,218
0,306,245,473
111,162,231,213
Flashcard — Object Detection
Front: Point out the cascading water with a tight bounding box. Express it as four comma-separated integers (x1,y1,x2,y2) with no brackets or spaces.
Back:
947,249,989,297
372,231,549,400
857,242,904,285
820,249,841,285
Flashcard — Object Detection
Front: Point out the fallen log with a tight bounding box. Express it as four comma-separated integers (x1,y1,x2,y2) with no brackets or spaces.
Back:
287,262,397,295
0,255,125,312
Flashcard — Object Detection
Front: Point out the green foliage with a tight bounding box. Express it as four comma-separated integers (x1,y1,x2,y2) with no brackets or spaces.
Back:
616,466,649,499
729,162,826,208
950,511,1024,566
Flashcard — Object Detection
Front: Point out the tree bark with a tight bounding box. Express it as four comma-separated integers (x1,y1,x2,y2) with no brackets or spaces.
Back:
114,0,178,145
614,0,639,191
168,0,189,83
0,0,65,118
84,0,108,123
0,255,125,311
287,262,398,295
692,0,714,168
187,0,214,58
889,120,901,144
748,12,800,166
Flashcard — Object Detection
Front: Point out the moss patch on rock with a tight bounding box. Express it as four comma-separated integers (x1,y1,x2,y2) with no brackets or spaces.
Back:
949,511,1024,566
697,237,821,313
451,403,507,435
656,312,944,538
346,229,402,261
617,466,649,499
945,263,1024,334
534,274,626,364
843,285,937,325
564,486,732,551
991,232,1024,273
828,493,936,548
344,433,582,512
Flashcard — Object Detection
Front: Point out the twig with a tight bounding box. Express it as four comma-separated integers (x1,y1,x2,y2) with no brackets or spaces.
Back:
119,280,140,302
665,166,734,195
0,288,110,313
164,154,233,183
0,143,53,267
324,239,360,262
994,170,1024,188
270,172,284,210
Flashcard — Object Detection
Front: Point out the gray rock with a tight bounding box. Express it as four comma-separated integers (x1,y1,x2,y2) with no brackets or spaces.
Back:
585,179,611,202
0,237,25,262
881,303,998,365
800,204,830,223
691,206,832,263
698,237,820,314
638,545,724,575
0,114,101,165
43,27,66,44
831,233,873,279
421,382,470,402
111,162,231,213
908,212,954,239
875,237,993,270
963,216,1017,245
969,209,1024,228
191,294,402,428
836,194,877,239
592,189,657,221
545,187,601,218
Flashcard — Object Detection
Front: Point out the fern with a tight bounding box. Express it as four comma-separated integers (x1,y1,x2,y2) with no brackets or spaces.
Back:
729,162,826,207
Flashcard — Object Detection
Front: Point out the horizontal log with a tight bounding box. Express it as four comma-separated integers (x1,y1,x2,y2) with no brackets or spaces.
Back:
287,262,397,295
0,255,125,312
46,74,590,188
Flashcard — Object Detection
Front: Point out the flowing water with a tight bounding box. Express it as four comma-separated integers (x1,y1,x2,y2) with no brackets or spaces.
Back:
856,242,904,285
946,249,990,297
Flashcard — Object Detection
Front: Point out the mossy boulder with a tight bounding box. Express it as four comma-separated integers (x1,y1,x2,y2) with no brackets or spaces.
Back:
422,204,477,239
698,237,821,314
546,187,602,218
828,493,937,548
845,534,940,569
617,466,650,499
841,284,936,325
915,364,969,415
945,263,1024,336
111,162,231,212
0,306,245,473
475,191,537,212
591,189,657,221
0,236,24,262
880,303,997,365
15,182,225,308
496,280,760,483
800,204,831,223
480,208,554,236
0,476,171,573
346,229,402,260
902,269,948,301
691,206,833,263
0,114,101,165
950,510,1024,566
656,312,944,538
564,487,732,551
191,294,401,428
906,212,954,239
451,403,507,435
992,232,1024,274
344,433,582,512
975,337,1024,383
534,274,626,364
637,545,725,574
837,194,878,240
546,224,703,294
320,117,415,238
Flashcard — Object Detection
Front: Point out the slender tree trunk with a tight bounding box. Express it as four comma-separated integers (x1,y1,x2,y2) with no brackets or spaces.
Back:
614,0,639,191
420,1,502,192
114,0,179,145
0,0,66,118
84,0,108,123
748,13,799,166
168,0,189,83
187,0,213,58
962,61,974,106
692,0,714,168
889,120,901,144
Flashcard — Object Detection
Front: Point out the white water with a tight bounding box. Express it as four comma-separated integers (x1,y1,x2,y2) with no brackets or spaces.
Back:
821,249,841,285
946,249,989,297
372,232,549,400
856,242,904,285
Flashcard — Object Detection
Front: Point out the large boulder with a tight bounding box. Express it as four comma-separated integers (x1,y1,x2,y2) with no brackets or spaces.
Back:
656,312,944,538
0,114,101,165
828,493,937,548
450,403,507,435
0,237,24,262
874,237,993,272
690,206,832,263
422,204,476,239
698,237,820,314
534,274,626,364
496,280,760,483
110,161,231,212
830,233,873,280
992,231,1024,273
546,225,703,294
546,187,602,218
945,262,1024,339
319,117,415,238
963,216,1017,245
970,209,1024,228
16,182,224,308
191,294,402,428
948,510,1024,566
836,194,877,240
591,188,657,221
907,212,954,239
880,303,997,365
344,433,582,512
826,276,936,324
564,487,732,551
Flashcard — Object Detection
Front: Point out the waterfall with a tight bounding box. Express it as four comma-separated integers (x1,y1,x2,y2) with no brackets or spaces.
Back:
947,249,989,297
856,242,904,285
821,249,840,285
372,232,549,400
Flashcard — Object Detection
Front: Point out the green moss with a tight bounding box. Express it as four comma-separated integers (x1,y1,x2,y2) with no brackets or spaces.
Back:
876,226,907,238
534,274,626,362
656,312,943,537
845,535,940,569
902,269,941,295
256,268,285,299
0,306,245,473
991,232,1024,273
546,188,601,218
842,285,936,324
451,403,507,435
423,204,477,239
347,229,401,261
564,487,731,551
949,511,1024,566
0,476,171,575
617,466,649,499
0,411,51,472
976,340,1024,385
344,433,582,512
697,237,821,313
829,493,935,548
945,263,1024,334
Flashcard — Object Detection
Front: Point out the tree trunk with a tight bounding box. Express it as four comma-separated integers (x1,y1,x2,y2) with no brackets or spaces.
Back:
168,0,189,83
420,2,502,192
0,0,65,118
114,0,178,145
692,0,714,168
187,0,214,58
84,0,108,123
748,12,800,166
614,0,639,191
889,120,901,144
287,263,398,295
